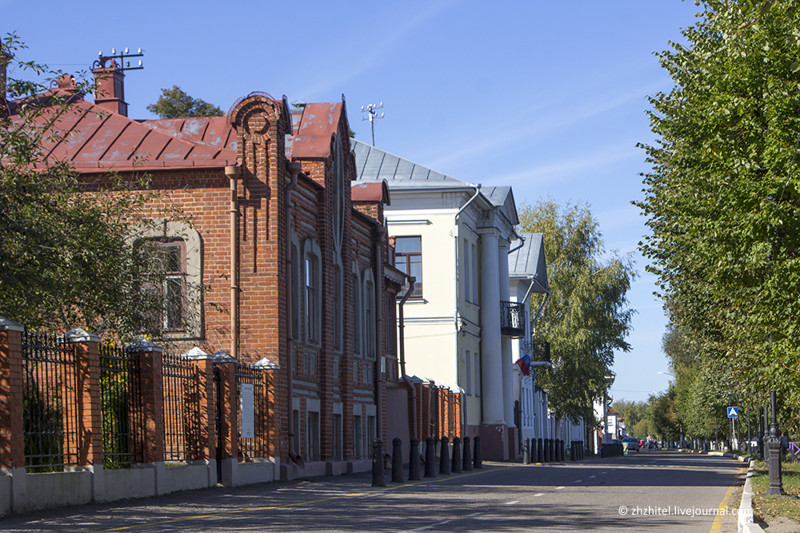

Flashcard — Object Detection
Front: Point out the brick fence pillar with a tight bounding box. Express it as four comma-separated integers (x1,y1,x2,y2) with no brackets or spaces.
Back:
126,339,165,464
0,317,25,469
64,328,103,467
182,347,215,463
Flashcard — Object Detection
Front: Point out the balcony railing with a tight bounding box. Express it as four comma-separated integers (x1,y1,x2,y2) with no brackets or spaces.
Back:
500,301,526,338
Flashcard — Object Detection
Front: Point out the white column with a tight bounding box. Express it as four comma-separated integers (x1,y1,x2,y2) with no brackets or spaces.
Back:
498,240,514,428
479,229,504,424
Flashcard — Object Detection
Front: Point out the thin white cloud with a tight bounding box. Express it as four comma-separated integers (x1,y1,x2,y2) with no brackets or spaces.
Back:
489,142,640,187
299,0,458,97
425,79,664,171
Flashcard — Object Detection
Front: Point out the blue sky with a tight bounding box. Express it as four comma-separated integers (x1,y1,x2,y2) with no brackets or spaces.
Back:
4,0,701,403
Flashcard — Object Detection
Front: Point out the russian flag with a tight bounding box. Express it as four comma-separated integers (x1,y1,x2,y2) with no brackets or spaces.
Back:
515,354,531,376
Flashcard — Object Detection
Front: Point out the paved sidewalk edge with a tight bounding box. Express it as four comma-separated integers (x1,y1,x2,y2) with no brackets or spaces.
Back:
738,460,764,533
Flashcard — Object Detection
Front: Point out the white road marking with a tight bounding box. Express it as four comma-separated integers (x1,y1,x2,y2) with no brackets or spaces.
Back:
534,493,544,497
589,475,596,479
573,479,583,483
505,501,519,505
555,486,565,490
466,512,483,517
415,520,452,531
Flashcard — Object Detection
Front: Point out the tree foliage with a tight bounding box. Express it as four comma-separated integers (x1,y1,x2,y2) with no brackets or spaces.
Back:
147,85,223,119
520,199,635,422
637,1,800,433
612,399,649,430
648,387,680,444
0,35,191,340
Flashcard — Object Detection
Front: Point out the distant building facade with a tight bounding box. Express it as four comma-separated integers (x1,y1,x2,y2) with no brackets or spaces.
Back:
353,139,525,460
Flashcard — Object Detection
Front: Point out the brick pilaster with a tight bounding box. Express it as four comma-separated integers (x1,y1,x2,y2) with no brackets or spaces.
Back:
0,317,24,469
182,347,216,461
127,339,165,464
64,328,103,466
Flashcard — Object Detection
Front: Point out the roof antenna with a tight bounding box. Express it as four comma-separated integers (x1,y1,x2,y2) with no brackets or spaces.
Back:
361,102,384,146
94,47,144,72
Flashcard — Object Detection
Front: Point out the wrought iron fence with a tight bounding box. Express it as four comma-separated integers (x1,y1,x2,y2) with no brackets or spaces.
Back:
162,352,203,462
236,363,271,460
99,343,144,468
21,331,80,472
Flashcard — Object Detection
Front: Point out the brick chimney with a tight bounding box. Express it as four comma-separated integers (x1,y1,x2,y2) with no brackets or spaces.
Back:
92,60,127,116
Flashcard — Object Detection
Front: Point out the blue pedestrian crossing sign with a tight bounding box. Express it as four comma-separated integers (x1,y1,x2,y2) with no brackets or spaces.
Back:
727,406,739,418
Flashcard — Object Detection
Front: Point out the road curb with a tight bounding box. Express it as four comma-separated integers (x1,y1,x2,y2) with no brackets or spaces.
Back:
738,460,764,533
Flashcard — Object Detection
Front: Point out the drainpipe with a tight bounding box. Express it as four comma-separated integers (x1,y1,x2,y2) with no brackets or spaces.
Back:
508,231,525,255
373,225,386,447
225,165,241,359
285,165,300,464
399,276,418,440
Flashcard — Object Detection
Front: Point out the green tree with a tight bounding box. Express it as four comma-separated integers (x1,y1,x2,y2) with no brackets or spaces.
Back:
637,1,800,432
612,399,649,430
520,199,636,422
147,85,223,118
0,35,191,339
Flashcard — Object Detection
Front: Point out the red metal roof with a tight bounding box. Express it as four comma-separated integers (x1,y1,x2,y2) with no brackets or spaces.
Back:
351,180,390,205
13,89,344,173
291,103,343,159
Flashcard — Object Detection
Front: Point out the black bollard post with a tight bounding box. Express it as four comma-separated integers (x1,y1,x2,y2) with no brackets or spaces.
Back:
424,437,437,478
543,438,550,462
372,439,386,487
409,438,421,481
473,435,483,468
452,437,462,473
392,437,404,483
550,439,556,462
537,438,544,463
463,436,472,471
556,439,562,462
560,440,565,461
523,438,530,465
440,436,451,475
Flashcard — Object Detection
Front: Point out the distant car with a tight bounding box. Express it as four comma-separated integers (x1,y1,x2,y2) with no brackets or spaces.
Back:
622,437,641,452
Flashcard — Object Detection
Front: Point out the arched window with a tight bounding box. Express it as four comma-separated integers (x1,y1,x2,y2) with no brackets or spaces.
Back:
133,219,202,339
290,230,301,339
352,263,361,357
362,268,376,360
303,239,322,345
333,260,343,352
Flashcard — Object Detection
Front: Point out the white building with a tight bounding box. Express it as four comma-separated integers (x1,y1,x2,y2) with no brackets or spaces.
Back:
353,140,524,460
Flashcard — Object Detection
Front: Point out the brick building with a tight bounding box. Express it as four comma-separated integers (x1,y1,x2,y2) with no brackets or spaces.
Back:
13,62,406,479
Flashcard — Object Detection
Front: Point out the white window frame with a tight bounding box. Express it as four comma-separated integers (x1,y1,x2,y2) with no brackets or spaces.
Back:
303,239,322,346
132,219,202,339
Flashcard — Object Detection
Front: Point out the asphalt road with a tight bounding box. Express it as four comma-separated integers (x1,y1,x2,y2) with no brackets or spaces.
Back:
0,449,747,532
